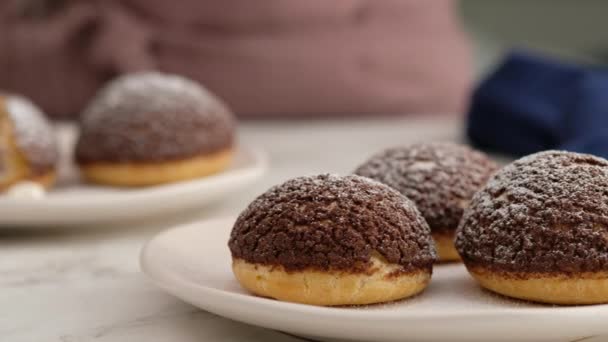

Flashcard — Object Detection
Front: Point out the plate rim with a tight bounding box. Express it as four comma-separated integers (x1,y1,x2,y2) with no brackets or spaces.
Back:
0,147,267,225
140,217,608,322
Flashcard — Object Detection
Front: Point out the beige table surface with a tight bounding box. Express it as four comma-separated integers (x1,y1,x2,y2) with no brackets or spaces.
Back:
0,117,462,342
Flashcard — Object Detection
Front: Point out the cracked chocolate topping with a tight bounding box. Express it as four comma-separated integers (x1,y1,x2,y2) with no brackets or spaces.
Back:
229,174,436,273
456,151,608,274
75,72,236,164
1,95,58,175
354,142,498,235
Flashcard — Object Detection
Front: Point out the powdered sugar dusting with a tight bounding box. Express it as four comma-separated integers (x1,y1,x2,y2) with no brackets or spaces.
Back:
229,174,437,272
456,150,608,273
354,142,498,233
76,72,235,163
83,72,225,121
5,95,58,172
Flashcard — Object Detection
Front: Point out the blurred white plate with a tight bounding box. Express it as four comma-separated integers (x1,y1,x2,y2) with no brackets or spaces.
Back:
0,147,266,226
141,218,608,342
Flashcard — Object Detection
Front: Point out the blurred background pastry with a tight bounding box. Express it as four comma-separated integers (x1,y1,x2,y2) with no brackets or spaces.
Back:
75,72,236,187
0,94,58,191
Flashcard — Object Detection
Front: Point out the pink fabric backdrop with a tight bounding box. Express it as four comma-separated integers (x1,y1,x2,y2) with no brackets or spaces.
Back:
0,0,472,119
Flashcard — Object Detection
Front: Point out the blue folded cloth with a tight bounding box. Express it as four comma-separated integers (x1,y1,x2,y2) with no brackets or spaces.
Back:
467,51,608,159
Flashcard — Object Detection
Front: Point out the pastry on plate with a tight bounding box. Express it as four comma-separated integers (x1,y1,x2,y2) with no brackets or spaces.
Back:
75,72,236,187
456,151,608,305
0,94,57,191
228,174,436,306
355,142,498,261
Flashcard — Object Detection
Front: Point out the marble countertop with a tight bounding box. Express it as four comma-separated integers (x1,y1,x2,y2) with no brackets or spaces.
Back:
1,117,460,342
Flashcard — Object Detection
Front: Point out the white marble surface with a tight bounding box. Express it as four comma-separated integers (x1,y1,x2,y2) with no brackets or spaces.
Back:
0,117,460,342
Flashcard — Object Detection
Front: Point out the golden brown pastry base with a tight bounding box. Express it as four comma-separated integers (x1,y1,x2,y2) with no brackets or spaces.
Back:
79,148,233,187
432,231,461,262
26,171,56,189
467,266,608,305
232,256,431,306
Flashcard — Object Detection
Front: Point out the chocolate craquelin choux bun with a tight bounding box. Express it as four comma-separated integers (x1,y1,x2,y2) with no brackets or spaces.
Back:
0,94,58,191
456,151,608,305
75,72,236,187
228,174,437,306
355,142,498,262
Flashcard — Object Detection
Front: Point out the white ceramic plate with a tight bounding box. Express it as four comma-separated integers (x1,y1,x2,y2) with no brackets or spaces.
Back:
0,148,266,226
141,218,608,342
